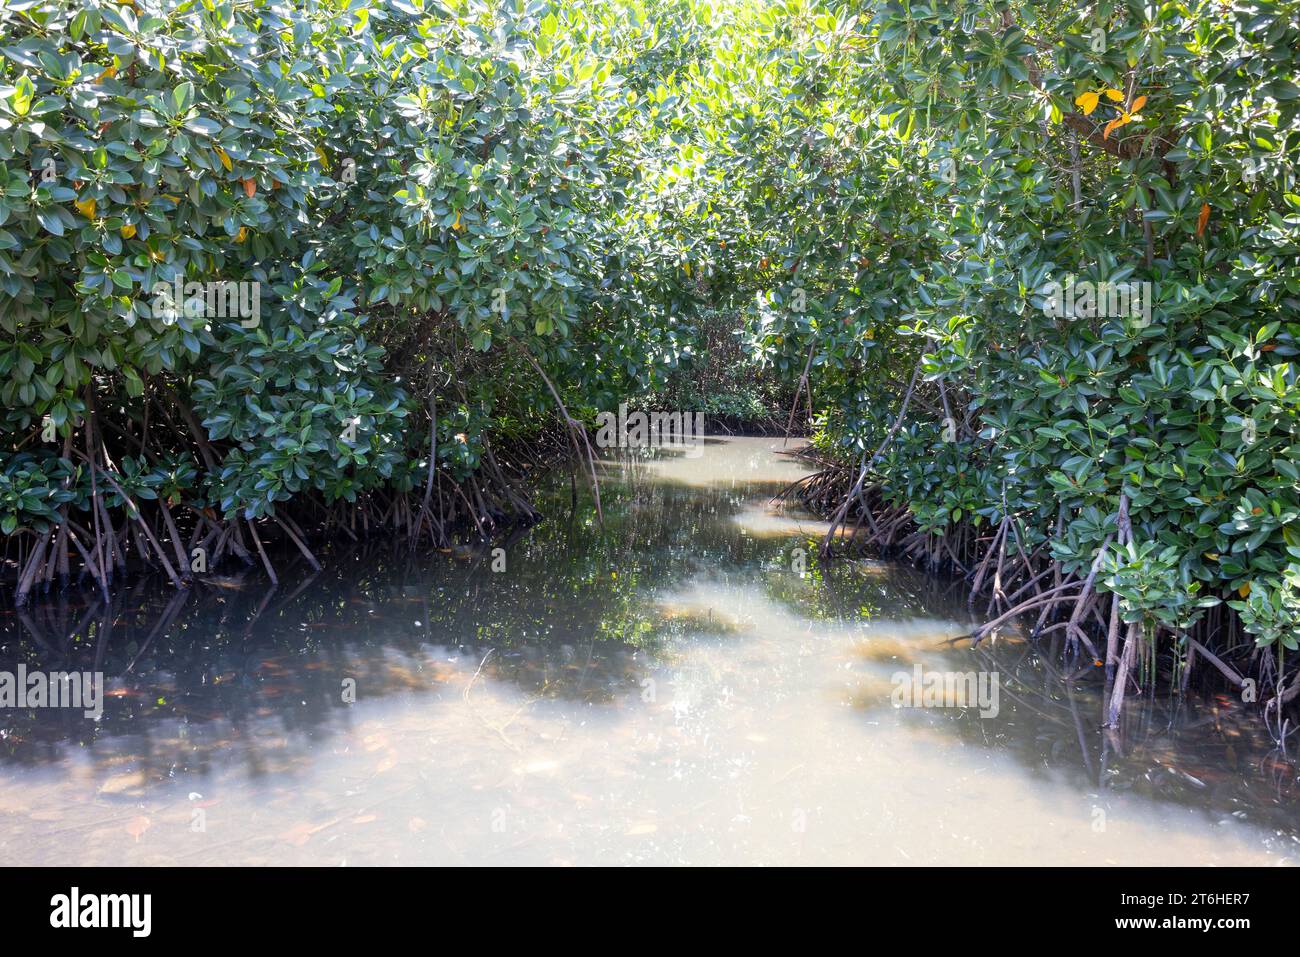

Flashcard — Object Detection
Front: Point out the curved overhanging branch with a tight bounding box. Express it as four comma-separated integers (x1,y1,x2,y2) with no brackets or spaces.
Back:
508,339,604,527
819,353,923,555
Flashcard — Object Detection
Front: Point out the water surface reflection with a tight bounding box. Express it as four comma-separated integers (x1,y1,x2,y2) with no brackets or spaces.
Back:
0,438,1295,865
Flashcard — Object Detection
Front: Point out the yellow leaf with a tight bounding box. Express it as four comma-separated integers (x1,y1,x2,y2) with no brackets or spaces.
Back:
215,147,232,172
452,212,462,231
97,65,117,83
1238,582,1251,598
1102,118,1120,140
1129,95,1147,114
1104,88,1124,102
236,226,248,243
1075,91,1100,115
315,146,331,167
120,223,136,239
74,198,96,218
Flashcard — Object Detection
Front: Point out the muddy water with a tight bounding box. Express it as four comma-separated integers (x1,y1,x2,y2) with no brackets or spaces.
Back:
0,437,1296,865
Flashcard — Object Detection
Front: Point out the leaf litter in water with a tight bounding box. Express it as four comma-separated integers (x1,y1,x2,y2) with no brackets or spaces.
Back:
126,816,151,842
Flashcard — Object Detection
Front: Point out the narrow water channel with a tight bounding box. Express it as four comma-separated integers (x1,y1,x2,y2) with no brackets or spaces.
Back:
1,438,1295,865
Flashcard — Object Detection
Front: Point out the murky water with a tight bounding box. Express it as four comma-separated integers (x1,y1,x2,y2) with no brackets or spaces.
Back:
1,437,1297,865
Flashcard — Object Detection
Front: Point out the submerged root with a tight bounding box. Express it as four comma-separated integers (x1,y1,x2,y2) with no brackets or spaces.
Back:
6,418,569,607
784,466,1292,736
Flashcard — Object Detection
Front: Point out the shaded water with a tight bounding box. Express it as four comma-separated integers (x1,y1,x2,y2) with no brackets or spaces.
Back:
1,437,1297,865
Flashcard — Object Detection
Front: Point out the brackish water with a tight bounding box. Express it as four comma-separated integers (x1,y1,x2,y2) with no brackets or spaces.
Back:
1,437,1297,865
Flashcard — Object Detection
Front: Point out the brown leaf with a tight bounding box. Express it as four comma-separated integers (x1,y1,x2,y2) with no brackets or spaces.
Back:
99,771,146,795
242,178,256,198
278,821,315,847
1197,202,1211,237
126,816,151,842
